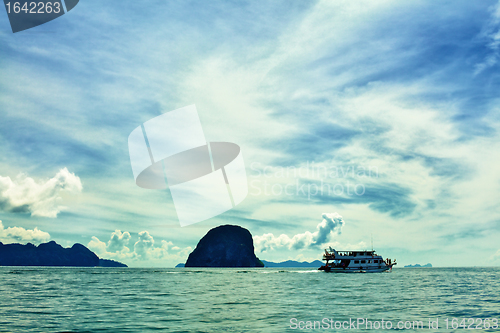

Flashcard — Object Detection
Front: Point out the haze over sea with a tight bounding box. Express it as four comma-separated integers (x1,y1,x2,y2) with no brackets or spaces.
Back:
1,267,499,332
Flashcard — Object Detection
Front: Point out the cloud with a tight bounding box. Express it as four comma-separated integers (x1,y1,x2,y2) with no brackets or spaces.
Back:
88,230,132,258
314,213,345,244
107,230,131,253
272,124,361,165
0,168,82,218
88,236,107,255
88,230,192,264
474,1,500,75
134,231,155,260
253,213,345,252
0,220,50,244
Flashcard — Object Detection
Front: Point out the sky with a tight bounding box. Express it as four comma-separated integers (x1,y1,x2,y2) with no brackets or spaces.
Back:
1,0,500,267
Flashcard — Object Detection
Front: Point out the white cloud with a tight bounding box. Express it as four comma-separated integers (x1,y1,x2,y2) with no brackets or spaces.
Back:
0,220,50,244
107,230,131,253
88,230,192,266
88,229,132,259
0,168,82,218
253,213,345,252
88,236,107,254
134,231,154,260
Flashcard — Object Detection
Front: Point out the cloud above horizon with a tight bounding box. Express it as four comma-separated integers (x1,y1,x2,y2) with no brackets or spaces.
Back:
0,220,50,244
88,230,191,264
253,213,345,252
134,231,155,260
107,230,131,253
0,168,82,218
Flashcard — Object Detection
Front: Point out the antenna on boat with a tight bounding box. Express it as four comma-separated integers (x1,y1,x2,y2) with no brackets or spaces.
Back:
371,233,373,251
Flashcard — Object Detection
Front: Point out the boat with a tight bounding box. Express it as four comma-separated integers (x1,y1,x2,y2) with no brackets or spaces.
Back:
318,247,396,273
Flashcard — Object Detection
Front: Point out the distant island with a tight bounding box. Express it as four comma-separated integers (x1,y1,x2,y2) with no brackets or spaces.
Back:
404,263,432,268
184,225,264,267
176,260,323,268
0,241,127,267
261,260,323,268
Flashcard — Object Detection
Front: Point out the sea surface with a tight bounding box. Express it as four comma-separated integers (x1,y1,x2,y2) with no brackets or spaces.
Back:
0,267,499,332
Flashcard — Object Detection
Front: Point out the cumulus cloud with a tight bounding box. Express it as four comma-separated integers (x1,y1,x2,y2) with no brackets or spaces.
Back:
88,230,192,264
314,213,346,244
88,236,107,254
134,231,154,260
0,220,50,244
107,230,131,253
148,240,180,260
253,213,345,252
88,229,132,258
0,168,82,218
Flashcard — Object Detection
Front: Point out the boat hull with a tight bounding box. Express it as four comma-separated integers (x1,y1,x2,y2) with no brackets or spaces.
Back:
319,266,392,273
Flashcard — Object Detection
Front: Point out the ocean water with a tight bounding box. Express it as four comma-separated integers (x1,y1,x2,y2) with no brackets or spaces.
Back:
0,267,499,332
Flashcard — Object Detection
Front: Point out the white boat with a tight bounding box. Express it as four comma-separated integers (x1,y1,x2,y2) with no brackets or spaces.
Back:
318,247,396,273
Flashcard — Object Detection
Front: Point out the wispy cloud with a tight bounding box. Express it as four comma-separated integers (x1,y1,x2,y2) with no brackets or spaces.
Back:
474,1,500,75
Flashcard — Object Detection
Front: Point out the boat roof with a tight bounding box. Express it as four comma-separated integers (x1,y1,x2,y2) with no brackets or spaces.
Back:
326,248,378,255
338,250,375,254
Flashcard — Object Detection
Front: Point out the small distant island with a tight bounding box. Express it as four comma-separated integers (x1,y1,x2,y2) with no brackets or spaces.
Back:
261,260,323,268
99,258,128,267
404,263,432,268
184,225,264,267
0,241,127,267
177,260,324,268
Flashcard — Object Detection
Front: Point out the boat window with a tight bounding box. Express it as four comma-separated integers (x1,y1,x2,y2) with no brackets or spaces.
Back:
360,260,366,263
354,260,359,264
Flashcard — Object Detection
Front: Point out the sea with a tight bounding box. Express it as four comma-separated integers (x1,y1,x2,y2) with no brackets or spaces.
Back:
0,267,499,332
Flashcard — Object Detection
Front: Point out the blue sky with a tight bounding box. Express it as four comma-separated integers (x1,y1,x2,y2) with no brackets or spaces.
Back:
1,0,500,267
